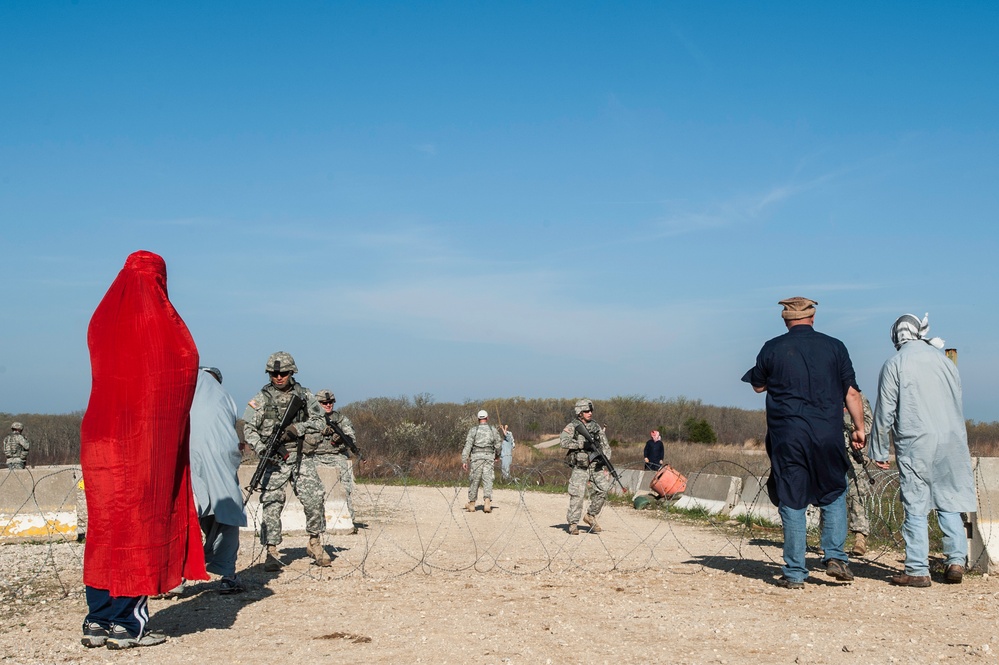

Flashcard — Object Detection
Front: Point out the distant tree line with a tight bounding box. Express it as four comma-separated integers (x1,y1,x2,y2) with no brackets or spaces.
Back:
0,411,84,466
5,398,999,466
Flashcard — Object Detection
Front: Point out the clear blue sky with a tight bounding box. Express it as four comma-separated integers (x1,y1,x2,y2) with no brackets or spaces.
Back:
2,2,998,422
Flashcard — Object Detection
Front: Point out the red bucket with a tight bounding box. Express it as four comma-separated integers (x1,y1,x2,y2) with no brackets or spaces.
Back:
650,465,687,498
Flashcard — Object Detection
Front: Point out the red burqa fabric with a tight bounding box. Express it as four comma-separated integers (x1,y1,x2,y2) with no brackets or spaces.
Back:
80,250,207,596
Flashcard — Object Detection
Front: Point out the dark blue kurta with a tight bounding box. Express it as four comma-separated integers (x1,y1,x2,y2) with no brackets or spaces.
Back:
742,325,859,510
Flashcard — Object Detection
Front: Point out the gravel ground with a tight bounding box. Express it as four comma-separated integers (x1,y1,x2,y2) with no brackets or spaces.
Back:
2,484,997,664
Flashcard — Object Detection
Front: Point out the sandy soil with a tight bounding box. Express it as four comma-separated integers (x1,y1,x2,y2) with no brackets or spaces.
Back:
2,484,997,665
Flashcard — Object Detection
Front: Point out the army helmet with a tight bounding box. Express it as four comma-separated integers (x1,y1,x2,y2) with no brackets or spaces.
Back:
265,351,298,374
573,399,594,416
315,389,336,404
11,422,23,431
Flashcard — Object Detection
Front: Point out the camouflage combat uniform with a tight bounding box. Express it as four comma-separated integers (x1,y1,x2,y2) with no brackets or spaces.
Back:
4,429,29,469
462,423,502,503
560,418,612,527
843,393,874,536
310,410,359,522
243,381,326,546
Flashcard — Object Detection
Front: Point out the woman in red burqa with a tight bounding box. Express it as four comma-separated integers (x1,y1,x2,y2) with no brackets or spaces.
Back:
79,250,207,650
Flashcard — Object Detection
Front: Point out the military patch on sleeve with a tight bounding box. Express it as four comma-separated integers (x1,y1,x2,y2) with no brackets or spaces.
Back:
248,399,259,409
562,424,573,433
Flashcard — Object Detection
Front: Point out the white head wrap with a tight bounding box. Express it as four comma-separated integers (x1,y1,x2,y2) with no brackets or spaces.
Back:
890,313,945,351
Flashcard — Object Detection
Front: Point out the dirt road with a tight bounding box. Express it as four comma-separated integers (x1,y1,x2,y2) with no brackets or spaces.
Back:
2,484,996,664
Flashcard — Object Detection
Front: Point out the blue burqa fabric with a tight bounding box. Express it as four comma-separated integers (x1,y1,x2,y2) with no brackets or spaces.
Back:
743,325,859,510
869,340,976,514
189,370,247,527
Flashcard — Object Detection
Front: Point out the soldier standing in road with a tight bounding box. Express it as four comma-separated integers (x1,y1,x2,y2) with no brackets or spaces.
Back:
4,422,30,469
461,410,502,513
500,425,515,481
559,399,613,535
843,392,874,556
243,352,330,571
311,389,363,534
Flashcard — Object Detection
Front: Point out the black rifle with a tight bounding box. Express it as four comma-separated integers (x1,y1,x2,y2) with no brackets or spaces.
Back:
848,444,876,486
243,394,305,506
324,412,364,461
573,423,627,493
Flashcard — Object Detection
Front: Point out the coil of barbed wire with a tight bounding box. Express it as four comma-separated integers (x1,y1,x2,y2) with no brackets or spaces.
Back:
2,457,991,604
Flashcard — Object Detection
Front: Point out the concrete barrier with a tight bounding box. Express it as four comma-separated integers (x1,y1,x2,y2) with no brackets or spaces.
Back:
237,464,353,535
0,463,353,541
0,466,81,540
729,475,782,526
673,472,742,516
616,469,657,497
970,457,999,574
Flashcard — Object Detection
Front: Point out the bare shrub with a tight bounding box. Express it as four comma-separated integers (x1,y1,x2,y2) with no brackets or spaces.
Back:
967,420,999,457
9,395,999,469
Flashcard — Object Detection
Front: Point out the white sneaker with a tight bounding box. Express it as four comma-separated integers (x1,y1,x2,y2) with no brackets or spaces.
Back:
105,625,168,649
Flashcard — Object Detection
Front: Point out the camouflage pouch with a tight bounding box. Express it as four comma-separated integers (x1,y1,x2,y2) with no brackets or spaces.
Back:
568,450,589,468
301,434,320,455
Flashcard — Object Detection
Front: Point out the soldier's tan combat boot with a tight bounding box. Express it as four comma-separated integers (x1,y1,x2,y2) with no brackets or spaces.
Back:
307,535,332,567
264,545,281,572
483,498,492,513
851,532,867,557
568,523,579,535
583,514,602,533
465,501,475,512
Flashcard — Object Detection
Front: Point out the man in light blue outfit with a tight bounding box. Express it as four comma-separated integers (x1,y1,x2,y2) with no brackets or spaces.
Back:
867,314,977,587
500,425,515,481
190,367,247,593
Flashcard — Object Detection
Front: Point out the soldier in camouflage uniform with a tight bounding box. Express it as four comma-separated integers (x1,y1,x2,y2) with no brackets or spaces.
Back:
4,422,30,469
559,399,612,535
310,389,363,534
243,352,330,571
844,392,874,556
461,410,502,513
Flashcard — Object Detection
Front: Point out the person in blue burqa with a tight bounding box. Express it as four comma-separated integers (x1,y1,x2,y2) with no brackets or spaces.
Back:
743,297,867,589
867,313,977,587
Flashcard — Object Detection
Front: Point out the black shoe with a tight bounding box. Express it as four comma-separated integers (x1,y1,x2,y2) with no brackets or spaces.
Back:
81,622,108,648
219,576,245,595
775,576,804,589
825,559,854,582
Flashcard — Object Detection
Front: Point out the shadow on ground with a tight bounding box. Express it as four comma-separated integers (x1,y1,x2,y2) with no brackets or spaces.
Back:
148,562,275,637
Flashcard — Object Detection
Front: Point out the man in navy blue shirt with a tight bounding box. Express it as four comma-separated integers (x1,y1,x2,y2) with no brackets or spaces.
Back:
643,430,664,470
743,297,867,589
